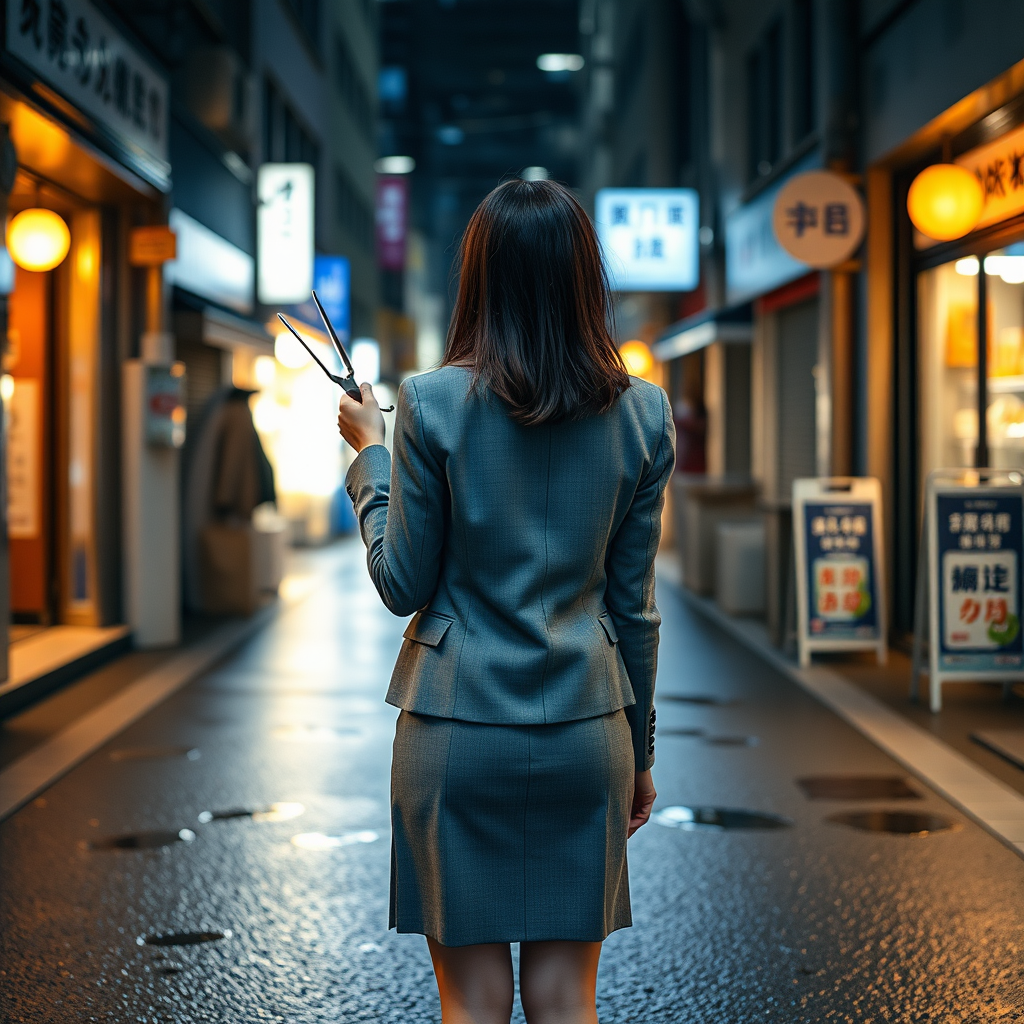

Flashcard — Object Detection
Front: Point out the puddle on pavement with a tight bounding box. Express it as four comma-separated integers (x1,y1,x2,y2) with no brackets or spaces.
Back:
827,810,960,835
138,930,232,947
658,694,733,706
155,963,186,975
109,746,200,762
291,829,379,849
198,802,305,824
91,828,196,850
798,776,921,800
271,724,363,741
653,806,792,831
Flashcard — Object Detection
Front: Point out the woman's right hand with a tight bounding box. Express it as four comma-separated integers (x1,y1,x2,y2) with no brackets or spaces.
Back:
337,382,386,453
628,770,656,837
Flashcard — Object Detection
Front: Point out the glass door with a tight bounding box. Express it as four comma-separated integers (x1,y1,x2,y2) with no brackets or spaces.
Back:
918,240,1024,485
983,243,1024,469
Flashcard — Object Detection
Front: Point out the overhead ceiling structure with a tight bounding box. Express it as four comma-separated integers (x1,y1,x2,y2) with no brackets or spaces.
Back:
379,0,582,295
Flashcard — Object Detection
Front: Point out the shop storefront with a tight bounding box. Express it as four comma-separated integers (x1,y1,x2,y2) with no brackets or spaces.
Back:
0,0,169,700
717,150,845,642
873,64,1024,640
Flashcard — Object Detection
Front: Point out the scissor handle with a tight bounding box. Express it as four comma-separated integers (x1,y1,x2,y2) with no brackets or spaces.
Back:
340,375,364,403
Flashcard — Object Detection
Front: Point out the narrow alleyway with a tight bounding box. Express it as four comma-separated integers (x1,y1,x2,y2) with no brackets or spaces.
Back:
2,540,1023,1023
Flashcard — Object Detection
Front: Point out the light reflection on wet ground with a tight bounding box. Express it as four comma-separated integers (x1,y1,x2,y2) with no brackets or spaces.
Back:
1,539,1023,1022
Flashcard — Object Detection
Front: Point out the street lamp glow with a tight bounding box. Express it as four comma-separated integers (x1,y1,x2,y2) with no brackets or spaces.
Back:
522,166,548,181
619,340,655,379
375,155,416,174
537,53,584,72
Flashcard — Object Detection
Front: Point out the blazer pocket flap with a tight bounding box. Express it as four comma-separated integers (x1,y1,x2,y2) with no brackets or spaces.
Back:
598,612,619,644
403,612,455,647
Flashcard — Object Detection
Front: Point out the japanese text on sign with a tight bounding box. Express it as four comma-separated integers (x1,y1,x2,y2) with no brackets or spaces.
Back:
936,493,1023,662
595,189,699,291
957,121,1024,231
947,510,1011,549
801,499,879,640
809,513,867,551
772,171,865,269
7,0,169,166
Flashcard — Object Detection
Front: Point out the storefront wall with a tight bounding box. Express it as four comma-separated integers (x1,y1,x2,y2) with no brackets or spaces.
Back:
2,113,158,638
862,0,1024,638
0,6,172,678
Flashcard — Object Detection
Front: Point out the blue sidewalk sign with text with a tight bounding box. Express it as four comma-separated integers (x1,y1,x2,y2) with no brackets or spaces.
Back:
913,471,1024,712
803,502,878,637
793,478,887,669
936,493,1022,670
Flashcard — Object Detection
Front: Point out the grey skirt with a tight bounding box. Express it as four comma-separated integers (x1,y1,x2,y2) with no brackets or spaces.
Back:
390,708,634,947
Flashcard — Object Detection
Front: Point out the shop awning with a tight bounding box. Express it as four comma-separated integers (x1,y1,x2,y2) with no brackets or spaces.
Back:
651,302,753,361
174,303,276,355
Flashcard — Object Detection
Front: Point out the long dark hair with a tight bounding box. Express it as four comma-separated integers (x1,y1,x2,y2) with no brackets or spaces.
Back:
442,178,630,426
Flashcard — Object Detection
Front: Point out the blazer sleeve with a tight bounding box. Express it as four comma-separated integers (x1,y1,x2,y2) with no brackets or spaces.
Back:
345,377,446,616
604,389,675,771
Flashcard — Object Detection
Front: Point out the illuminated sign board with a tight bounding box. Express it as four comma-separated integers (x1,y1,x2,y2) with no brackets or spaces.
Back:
376,175,409,271
257,163,314,305
725,152,820,304
6,0,169,170
595,188,699,292
167,209,254,314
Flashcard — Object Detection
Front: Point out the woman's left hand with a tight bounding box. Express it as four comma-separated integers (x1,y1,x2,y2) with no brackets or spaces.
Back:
628,769,656,837
338,383,386,453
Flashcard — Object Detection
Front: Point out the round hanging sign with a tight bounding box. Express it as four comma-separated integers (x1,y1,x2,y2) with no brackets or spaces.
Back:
771,170,865,268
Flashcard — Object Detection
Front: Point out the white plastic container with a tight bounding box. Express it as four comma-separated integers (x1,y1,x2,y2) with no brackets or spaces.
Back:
715,520,766,615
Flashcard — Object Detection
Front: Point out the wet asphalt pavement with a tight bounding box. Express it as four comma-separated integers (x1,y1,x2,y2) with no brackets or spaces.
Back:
2,539,1024,1023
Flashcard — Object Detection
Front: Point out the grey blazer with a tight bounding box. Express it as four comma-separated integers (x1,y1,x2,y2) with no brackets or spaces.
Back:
346,365,675,770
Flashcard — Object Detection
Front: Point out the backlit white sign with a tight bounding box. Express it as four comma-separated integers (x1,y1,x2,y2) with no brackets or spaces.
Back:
595,188,699,291
167,209,254,314
258,164,314,305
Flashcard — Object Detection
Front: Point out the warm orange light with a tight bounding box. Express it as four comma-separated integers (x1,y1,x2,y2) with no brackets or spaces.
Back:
7,208,70,271
620,339,655,379
907,164,984,241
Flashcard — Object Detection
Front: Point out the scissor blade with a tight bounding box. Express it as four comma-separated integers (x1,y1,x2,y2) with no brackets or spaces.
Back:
311,290,356,378
276,314,344,385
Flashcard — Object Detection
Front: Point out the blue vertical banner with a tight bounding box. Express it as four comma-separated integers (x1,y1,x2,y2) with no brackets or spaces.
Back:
314,255,351,341
935,492,1023,671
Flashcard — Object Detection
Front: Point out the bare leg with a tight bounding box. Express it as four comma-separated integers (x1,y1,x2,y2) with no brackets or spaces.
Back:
426,937,515,1024
518,941,602,1024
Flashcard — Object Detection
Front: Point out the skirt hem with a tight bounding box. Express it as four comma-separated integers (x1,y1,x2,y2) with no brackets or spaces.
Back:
390,920,633,947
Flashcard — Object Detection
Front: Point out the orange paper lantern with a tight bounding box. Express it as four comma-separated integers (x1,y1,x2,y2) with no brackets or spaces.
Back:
907,164,984,241
6,208,70,271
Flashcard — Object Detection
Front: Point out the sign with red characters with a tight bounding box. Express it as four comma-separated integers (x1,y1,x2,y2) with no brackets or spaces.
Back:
793,478,888,669
912,471,1024,712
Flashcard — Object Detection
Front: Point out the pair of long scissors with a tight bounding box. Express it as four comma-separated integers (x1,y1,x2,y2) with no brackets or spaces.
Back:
276,291,394,411
276,296,363,403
